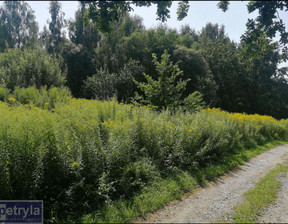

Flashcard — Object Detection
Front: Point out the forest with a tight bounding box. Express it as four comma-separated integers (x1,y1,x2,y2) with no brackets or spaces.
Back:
1,1,288,223
0,1,287,118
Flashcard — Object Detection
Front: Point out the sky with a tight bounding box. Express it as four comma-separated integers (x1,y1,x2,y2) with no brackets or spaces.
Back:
24,1,287,43
0,1,287,67
28,1,258,43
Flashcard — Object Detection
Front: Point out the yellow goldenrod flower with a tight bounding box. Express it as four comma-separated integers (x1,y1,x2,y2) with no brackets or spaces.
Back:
44,102,50,109
8,98,16,102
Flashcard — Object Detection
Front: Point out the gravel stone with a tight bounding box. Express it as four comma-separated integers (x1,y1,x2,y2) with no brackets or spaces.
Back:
135,144,288,223
257,172,288,223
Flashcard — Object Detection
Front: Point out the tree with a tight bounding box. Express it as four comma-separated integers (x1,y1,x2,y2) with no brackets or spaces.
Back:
83,60,144,102
114,60,144,103
218,1,288,56
62,42,96,97
83,66,117,100
134,50,188,110
195,23,243,111
68,1,101,49
93,14,144,73
65,2,101,97
239,35,286,117
46,1,67,54
123,24,179,75
177,25,199,48
172,45,217,106
83,1,189,32
0,1,38,51
0,48,66,90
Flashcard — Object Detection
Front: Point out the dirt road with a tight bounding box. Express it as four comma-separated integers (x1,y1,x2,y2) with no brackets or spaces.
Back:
135,144,288,223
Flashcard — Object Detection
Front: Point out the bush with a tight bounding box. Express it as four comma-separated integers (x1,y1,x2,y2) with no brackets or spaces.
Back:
0,98,287,221
83,60,144,102
0,48,66,90
115,60,144,103
0,86,72,109
134,50,189,110
183,91,206,112
0,86,10,101
83,67,117,100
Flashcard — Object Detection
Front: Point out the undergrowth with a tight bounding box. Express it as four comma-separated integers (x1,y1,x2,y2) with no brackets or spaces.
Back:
0,91,287,222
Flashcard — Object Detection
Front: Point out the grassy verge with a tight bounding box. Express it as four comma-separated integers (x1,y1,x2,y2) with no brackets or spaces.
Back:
228,155,288,223
80,140,287,223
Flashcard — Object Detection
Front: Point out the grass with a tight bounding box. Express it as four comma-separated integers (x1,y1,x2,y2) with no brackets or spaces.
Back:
80,140,287,223
1,92,288,222
229,158,288,223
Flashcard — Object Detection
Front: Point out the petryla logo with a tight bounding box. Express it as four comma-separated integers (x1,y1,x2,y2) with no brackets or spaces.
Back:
0,201,43,224
0,204,6,221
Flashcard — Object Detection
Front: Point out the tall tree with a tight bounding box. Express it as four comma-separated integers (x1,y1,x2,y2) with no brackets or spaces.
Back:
123,24,179,75
239,35,286,117
0,1,38,51
64,2,101,97
172,45,217,106
69,1,100,49
93,14,144,73
47,1,67,54
195,23,243,111
83,1,189,33
218,1,288,56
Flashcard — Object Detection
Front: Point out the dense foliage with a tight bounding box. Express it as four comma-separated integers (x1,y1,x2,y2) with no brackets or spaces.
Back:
134,50,189,110
0,1,286,118
0,95,287,222
0,1,38,51
0,1,287,222
0,48,66,90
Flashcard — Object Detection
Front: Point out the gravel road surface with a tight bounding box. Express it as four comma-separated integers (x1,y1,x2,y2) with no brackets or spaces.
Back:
135,144,288,223
257,172,288,223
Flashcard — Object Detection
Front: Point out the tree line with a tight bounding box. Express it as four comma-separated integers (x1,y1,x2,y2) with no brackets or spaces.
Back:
0,1,287,118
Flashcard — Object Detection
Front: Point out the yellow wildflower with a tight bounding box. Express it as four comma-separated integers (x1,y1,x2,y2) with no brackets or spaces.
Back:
44,102,50,109
8,98,16,102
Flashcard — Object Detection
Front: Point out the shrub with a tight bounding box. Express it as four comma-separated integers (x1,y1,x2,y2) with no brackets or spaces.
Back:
0,98,287,221
83,60,144,102
0,86,72,109
134,50,189,110
0,86,10,101
183,91,206,112
0,48,66,90
83,67,117,100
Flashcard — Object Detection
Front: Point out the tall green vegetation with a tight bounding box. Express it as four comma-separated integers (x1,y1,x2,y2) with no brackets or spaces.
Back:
134,50,189,110
63,2,100,97
83,1,189,33
0,1,38,51
0,1,287,222
0,97,287,222
0,1,286,118
39,1,67,54
83,60,144,102
0,48,66,90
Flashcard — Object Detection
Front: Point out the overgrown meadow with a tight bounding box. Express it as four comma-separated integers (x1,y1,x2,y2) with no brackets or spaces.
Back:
0,87,288,222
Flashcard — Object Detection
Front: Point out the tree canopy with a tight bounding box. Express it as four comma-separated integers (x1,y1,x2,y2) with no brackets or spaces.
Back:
218,1,288,56
0,1,38,51
82,1,189,32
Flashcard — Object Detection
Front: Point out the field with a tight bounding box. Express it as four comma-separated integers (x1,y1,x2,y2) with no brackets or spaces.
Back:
0,88,288,222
